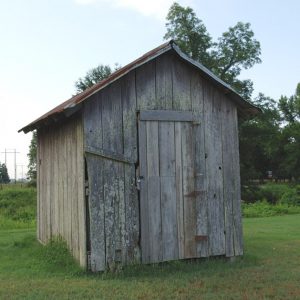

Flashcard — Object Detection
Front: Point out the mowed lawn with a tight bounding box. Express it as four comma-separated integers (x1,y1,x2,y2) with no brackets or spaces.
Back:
0,215,299,300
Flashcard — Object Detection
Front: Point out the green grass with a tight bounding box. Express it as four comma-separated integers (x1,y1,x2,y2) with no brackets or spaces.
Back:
0,215,299,299
0,186,36,229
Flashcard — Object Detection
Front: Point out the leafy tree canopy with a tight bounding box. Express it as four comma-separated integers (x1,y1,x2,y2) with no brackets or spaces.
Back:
27,131,37,184
75,64,121,94
0,163,10,184
164,2,261,99
164,2,212,65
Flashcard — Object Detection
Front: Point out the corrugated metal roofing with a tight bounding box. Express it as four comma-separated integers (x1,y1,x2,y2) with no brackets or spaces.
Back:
19,40,259,133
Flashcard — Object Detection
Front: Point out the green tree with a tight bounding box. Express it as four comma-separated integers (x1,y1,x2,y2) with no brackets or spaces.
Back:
75,64,121,94
239,94,282,182
0,163,10,184
164,2,261,99
278,83,300,180
27,131,37,184
164,2,212,66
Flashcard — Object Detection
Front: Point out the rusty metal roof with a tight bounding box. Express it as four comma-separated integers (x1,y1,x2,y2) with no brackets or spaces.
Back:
19,40,258,133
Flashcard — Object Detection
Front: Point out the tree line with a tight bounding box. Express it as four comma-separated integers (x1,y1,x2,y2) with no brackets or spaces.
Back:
0,163,10,184
27,2,300,184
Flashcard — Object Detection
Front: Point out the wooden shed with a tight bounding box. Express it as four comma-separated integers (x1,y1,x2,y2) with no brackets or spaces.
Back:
19,41,258,271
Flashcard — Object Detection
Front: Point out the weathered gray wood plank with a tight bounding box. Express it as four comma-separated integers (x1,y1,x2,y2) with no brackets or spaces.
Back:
146,121,162,262
181,122,196,258
140,110,195,122
159,121,178,261
221,98,235,257
122,72,138,162
123,164,140,263
38,130,44,242
156,54,173,109
191,71,208,257
100,81,124,268
147,176,162,262
138,120,149,263
71,124,79,260
136,61,156,110
36,131,40,241
86,154,106,271
159,121,175,177
232,105,243,256
52,127,59,237
161,175,177,261
175,123,184,259
172,58,191,110
37,116,85,266
204,84,225,256
83,94,103,149
101,82,123,154
121,72,140,264
46,127,51,241
85,145,134,165
76,119,86,268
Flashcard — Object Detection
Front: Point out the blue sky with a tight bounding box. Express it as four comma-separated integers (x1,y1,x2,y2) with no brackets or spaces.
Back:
0,0,299,179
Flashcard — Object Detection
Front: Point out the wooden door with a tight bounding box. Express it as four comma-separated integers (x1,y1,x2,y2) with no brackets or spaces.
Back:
138,110,198,263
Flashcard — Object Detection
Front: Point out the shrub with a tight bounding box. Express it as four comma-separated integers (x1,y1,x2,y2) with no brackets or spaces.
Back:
258,183,290,204
242,201,300,218
280,189,300,206
242,183,297,204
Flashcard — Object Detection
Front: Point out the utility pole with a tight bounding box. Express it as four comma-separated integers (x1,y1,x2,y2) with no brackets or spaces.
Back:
1,149,20,183
17,165,25,182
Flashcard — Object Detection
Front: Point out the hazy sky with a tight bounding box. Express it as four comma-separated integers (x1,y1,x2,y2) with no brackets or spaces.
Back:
0,0,299,179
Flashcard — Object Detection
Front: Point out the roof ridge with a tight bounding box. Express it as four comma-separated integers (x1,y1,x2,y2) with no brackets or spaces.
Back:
19,39,258,133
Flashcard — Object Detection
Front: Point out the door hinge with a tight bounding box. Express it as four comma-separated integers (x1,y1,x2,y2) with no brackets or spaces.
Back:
195,235,208,242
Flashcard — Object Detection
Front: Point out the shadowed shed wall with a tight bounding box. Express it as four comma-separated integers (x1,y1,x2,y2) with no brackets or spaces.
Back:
37,115,86,267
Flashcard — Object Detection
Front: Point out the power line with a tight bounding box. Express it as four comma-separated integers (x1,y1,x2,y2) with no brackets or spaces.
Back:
1,149,20,183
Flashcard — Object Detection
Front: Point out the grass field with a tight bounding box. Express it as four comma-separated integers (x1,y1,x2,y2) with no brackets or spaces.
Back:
0,215,299,299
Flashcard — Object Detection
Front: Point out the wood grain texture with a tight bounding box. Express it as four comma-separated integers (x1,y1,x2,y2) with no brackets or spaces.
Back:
172,58,191,110
121,72,140,263
36,131,40,241
175,123,184,259
86,154,106,271
155,53,173,109
146,121,162,262
138,120,149,263
204,84,225,256
136,61,156,110
159,122,178,260
191,71,208,257
221,98,235,257
101,82,124,269
181,122,196,258
232,105,243,256
37,116,86,267
140,110,195,122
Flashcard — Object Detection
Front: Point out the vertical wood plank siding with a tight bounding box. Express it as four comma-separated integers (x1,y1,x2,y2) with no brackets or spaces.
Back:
38,51,242,271
37,115,86,267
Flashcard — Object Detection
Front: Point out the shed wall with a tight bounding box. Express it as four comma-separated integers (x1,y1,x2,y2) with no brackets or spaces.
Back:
37,115,86,267
83,51,243,271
